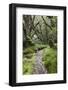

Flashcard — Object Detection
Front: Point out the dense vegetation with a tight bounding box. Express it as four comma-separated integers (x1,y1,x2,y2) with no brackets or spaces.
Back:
23,15,57,74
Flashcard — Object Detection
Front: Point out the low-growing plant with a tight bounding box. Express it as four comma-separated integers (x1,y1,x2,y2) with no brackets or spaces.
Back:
42,47,57,73
23,54,35,75
24,47,35,54
25,54,33,59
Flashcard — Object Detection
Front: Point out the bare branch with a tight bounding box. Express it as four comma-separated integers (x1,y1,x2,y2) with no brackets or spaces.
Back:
32,16,35,23
41,16,52,30
34,22,39,29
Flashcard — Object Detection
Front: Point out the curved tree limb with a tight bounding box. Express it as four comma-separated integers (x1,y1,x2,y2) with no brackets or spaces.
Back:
41,16,52,30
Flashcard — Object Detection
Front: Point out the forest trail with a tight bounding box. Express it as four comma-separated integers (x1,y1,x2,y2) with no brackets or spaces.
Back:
33,49,47,74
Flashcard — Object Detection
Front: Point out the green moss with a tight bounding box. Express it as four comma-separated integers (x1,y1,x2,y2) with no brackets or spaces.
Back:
42,47,57,73
23,54,35,75
23,60,33,74
25,54,33,59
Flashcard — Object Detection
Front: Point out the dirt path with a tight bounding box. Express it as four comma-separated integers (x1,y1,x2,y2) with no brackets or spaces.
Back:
33,50,47,74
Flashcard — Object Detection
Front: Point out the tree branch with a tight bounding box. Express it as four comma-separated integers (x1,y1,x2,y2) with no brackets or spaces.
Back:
41,16,52,30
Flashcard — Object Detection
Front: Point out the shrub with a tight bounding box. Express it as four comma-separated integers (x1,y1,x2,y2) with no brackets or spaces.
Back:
23,36,35,48
25,54,33,59
24,48,34,54
35,44,46,51
48,39,54,48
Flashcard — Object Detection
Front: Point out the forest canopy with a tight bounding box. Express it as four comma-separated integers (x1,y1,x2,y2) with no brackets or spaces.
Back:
23,15,57,48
